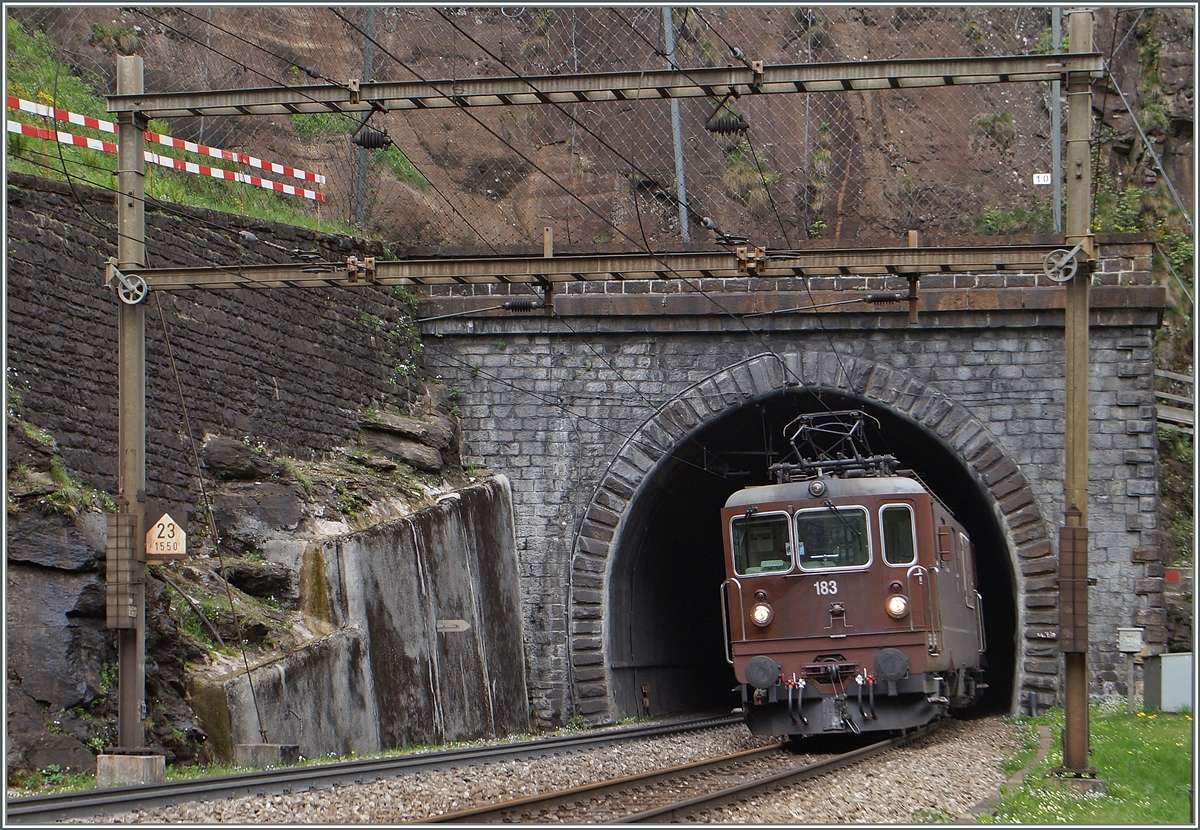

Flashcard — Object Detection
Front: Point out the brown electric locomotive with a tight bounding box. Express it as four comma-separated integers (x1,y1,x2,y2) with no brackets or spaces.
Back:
719,411,987,738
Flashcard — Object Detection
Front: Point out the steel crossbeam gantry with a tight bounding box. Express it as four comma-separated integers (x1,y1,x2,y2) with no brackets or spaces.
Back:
118,244,1066,292
106,53,1103,118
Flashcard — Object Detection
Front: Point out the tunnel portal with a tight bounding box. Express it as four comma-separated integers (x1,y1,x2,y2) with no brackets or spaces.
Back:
605,388,1017,721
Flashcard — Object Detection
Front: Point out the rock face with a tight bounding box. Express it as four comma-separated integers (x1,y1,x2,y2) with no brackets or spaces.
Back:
5,511,209,779
202,477,529,762
201,436,284,481
211,482,306,555
6,390,466,782
360,412,457,473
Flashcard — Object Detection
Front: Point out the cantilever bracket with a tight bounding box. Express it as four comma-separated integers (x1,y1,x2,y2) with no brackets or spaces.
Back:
750,60,765,91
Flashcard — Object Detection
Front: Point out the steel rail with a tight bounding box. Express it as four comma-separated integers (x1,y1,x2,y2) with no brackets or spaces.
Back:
418,742,787,823
612,722,940,823
120,244,1063,292
105,54,1103,118
419,721,940,824
5,715,739,824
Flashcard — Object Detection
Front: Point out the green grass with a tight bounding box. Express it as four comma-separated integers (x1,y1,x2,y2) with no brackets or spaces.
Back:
981,701,1193,824
5,14,364,238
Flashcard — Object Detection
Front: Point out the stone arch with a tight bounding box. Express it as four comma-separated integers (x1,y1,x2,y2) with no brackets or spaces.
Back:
567,351,1055,722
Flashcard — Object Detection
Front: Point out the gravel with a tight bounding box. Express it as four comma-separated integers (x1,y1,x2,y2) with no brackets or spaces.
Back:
702,716,1023,824
72,716,1021,824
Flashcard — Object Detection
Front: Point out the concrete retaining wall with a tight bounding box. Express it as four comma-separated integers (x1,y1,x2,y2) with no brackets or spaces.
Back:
195,477,528,761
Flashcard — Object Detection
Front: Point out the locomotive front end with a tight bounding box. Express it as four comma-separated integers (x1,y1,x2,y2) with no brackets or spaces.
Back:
719,412,986,739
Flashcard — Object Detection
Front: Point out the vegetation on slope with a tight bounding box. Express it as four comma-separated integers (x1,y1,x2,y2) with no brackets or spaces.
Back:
5,15,362,237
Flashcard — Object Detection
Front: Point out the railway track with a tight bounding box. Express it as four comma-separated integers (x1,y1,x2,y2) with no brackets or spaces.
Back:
420,723,939,824
5,714,740,824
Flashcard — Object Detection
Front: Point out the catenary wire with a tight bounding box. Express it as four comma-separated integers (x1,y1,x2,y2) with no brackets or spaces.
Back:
332,10,806,394
132,8,496,248
412,9,860,443
606,8,857,408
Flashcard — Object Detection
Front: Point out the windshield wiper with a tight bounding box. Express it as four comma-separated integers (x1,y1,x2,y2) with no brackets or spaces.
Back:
822,498,862,538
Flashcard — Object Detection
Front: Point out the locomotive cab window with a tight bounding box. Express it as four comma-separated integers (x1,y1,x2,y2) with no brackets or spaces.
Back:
731,513,793,575
795,506,870,570
880,504,917,566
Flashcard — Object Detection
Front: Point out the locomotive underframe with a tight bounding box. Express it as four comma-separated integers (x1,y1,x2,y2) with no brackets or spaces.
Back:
740,666,986,737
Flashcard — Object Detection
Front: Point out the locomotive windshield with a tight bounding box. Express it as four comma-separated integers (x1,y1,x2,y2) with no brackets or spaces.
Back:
881,504,917,565
795,506,869,569
731,513,792,575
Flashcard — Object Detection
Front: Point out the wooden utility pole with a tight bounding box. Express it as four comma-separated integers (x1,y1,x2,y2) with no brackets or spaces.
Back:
114,54,147,749
1059,8,1096,778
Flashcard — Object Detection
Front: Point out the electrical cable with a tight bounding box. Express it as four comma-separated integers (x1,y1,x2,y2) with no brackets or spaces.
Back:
1100,62,1194,233
44,57,121,252
173,7,348,90
377,8,917,465
609,8,862,411
436,7,729,242
1153,241,1195,306
151,291,270,743
423,8,852,445
353,9,803,390
740,130,793,248
21,70,276,738
159,8,495,248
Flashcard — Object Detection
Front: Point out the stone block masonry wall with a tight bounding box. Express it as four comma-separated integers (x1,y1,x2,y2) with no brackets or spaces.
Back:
6,174,416,510
422,248,1163,724
8,171,1166,726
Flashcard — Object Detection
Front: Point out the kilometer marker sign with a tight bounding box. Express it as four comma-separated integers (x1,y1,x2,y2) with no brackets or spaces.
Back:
146,512,187,561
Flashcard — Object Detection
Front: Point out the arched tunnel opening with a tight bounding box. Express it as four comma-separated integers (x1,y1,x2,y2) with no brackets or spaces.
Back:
606,388,1017,721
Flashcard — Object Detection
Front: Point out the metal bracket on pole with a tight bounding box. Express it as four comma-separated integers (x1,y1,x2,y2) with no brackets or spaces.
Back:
907,230,921,325
750,60,765,91
105,257,149,305
736,245,767,276
345,255,376,283
1041,236,1099,281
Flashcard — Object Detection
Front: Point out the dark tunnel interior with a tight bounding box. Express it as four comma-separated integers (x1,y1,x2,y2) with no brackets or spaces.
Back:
606,389,1017,721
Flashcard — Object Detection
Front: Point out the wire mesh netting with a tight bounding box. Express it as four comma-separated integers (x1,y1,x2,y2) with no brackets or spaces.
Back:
3,6,1175,252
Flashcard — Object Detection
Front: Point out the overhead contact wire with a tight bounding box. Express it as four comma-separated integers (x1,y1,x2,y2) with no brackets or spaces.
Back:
135,8,494,250
340,9,803,390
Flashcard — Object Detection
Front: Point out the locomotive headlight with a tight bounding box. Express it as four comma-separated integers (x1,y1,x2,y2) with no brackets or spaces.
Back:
750,602,774,627
885,594,910,619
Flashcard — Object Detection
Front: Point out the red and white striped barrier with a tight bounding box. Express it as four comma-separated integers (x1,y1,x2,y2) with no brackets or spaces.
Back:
7,119,117,153
7,120,325,202
6,95,117,133
144,150,324,201
7,95,326,186
146,131,325,184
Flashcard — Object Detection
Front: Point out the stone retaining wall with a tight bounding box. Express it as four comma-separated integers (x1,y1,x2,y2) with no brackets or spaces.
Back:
421,248,1166,725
